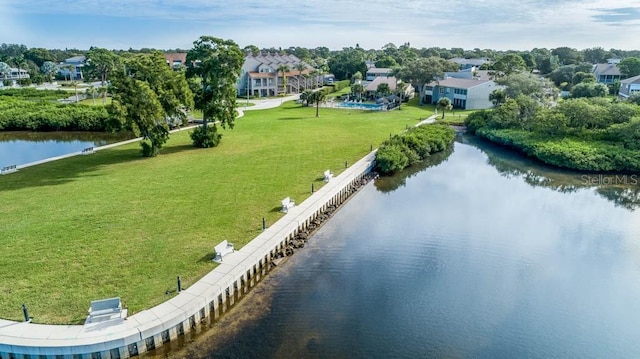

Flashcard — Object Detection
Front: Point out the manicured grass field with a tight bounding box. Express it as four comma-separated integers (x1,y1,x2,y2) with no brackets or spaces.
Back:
0,99,435,324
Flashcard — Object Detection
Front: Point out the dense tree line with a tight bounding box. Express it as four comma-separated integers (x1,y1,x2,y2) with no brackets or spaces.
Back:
5,42,640,88
465,93,640,172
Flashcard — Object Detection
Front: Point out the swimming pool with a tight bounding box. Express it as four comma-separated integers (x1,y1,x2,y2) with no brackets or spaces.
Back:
335,102,384,110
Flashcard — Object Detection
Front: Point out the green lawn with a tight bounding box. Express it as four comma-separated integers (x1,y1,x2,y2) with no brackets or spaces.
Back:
0,99,436,324
78,97,112,106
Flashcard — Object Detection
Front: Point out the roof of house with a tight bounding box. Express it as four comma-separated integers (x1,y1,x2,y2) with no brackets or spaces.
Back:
592,63,621,76
164,53,187,64
449,57,489,66
444,69,492,81
65,55,86,63
428,78,492,89
621,74,640,84
365,76,397,91
366,67,393,74
245,53,312,72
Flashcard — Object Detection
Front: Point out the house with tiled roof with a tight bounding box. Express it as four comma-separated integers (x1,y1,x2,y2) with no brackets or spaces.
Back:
424,78,498,110
592,63,621,84
236,53,317,97
164,53,187,70
618,75,640,99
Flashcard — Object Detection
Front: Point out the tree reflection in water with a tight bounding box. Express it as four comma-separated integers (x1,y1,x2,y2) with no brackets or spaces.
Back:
374,133,640,210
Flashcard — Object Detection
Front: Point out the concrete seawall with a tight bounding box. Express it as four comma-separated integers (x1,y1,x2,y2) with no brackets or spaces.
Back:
0,150,378,359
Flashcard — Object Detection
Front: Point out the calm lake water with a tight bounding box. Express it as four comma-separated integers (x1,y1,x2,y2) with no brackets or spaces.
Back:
0,132,128,168
155,135,640,358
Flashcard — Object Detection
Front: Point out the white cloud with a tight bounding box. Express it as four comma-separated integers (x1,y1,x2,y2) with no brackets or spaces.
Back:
6,0,640,50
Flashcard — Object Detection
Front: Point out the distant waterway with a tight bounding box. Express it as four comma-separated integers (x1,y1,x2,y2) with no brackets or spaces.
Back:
150,135,640,358
0,131,130,168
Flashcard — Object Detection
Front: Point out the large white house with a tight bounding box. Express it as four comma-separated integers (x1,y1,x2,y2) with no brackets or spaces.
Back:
424,78,497,110
58,55,86,80
236,53,318,97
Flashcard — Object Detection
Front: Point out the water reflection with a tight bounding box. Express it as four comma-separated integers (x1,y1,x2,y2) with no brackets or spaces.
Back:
0,131,131,168
374,145,454,193
463,135,640,210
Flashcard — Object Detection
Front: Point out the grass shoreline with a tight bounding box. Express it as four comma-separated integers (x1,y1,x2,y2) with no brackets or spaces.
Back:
0,99,436,324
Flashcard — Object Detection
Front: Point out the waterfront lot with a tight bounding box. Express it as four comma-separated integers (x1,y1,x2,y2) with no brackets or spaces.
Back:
0,100,434,324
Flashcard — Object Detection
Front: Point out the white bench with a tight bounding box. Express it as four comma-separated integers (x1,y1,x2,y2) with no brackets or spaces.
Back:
281,197,295,212
213,240,235,262
323,170,334,181
86,297,124,323
1,165,17,175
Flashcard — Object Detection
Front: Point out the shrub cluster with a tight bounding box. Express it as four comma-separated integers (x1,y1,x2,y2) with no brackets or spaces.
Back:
332,80,351,92
465,95,640,172
375,124,455,174
0,97,110,131
478,128,640,172
0,88,70,101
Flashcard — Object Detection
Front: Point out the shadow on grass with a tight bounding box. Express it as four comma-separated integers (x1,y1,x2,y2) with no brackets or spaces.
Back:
160,143,198,156
269,206,283,213
276,117,306,121
0,143,197,193
197,253,216,263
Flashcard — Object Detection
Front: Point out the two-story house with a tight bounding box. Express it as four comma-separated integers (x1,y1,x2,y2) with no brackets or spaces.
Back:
424,78,497,110
0,67,30,85
618,75,640,99
236,53,315,97
591,63,621,84
58,55,85,80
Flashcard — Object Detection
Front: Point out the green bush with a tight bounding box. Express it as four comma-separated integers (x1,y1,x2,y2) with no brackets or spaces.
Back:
0,98,110,131
190,125,222,148
334,80,350,91
375,124,455,174
477,128,640,172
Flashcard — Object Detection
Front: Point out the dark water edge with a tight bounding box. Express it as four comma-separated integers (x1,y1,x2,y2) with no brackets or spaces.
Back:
144,136,640,359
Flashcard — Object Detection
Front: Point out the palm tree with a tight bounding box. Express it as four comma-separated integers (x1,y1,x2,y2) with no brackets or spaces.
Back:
437,97,452,119
87,85,97,105
396,81,408,110
277,64,290,95
66,64,75,82
0,62,10,80
309,69,319,89
310,90,326,117
13,55,26,83
294,63,307,92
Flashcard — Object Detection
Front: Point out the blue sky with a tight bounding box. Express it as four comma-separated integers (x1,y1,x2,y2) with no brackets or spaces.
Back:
2,0,640,51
